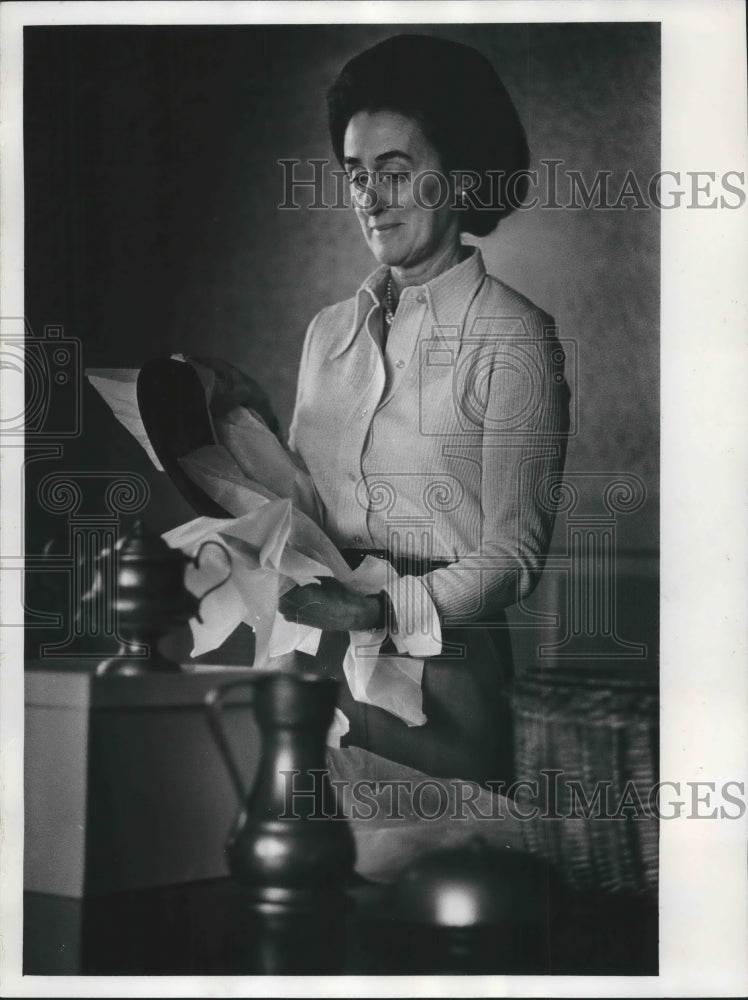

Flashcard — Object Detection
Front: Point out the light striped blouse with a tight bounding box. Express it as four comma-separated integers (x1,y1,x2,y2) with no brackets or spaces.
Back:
289,247,569,640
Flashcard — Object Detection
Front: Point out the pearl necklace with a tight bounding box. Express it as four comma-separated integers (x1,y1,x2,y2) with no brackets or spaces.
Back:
384,277,396,326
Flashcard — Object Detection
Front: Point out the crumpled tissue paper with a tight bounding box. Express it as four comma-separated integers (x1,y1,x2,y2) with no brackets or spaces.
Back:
87,357,431,733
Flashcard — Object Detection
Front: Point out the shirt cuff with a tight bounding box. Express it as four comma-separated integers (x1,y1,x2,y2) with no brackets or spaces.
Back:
382,574,442,659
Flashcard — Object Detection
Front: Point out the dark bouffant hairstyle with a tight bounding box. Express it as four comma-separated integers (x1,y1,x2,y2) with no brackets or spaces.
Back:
327,34,530,237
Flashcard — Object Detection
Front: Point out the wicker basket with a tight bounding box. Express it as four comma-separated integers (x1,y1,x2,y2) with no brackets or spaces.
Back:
512,666,659,895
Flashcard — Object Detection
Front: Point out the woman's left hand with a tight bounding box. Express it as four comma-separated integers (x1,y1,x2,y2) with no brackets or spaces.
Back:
279,578,382,632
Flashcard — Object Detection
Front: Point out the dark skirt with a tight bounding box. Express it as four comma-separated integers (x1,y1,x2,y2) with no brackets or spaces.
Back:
314,616,515,788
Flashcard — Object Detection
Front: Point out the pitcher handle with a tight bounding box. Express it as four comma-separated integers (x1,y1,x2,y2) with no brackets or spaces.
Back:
204,678,256,801
192,540,233,623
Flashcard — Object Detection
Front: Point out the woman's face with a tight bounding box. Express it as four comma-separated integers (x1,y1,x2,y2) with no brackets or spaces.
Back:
343,110,460,273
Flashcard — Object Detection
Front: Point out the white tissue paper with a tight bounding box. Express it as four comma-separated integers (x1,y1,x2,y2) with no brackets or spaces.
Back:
85,368,164,470
212,404,321,523
86,355,432,733
343,556,427,727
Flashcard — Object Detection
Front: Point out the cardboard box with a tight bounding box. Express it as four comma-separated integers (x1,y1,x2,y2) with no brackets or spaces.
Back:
25,662,261,897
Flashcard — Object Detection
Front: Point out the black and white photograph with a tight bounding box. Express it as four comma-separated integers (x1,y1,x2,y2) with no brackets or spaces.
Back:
1,1,746,995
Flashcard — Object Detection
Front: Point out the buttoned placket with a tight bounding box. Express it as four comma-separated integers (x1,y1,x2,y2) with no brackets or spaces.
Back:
378,285,431,405
347,295,389,547
357,285,433,546
342,252,483,551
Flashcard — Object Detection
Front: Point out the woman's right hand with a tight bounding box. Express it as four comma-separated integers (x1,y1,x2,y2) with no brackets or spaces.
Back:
188,355,281,436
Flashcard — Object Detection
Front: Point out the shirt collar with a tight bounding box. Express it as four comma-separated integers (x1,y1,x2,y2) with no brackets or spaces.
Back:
334,245,486,357
343,246,485,353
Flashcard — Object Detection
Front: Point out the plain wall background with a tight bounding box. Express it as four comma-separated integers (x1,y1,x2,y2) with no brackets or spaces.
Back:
23,22,660,662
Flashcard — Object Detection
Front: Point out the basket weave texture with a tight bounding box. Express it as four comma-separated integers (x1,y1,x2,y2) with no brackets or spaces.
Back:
512,666,659,895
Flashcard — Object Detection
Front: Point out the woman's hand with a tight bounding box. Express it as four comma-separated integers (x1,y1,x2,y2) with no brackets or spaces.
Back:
279,578,384,632
188,355,281,435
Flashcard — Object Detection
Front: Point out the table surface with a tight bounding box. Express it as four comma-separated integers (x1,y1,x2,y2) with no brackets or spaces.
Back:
25,876,658,977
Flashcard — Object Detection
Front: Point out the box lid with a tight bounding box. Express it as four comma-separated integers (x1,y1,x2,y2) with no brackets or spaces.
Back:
25,661,258,710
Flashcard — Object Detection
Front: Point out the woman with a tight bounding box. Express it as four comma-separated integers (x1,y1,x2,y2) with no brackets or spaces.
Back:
279,34,569,786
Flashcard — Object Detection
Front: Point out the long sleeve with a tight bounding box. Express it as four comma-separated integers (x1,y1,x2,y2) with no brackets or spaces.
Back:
421,309,570,625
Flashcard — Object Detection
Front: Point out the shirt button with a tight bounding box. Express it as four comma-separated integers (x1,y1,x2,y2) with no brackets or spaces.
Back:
395,359,405,369
416,292,426,305
353,535,363,543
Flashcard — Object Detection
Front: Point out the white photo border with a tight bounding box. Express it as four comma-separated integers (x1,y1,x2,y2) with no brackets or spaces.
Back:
1,1,746,996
